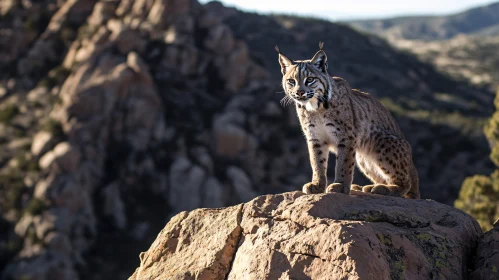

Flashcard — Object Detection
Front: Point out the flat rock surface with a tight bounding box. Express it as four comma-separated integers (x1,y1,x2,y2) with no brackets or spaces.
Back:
130,191,482,280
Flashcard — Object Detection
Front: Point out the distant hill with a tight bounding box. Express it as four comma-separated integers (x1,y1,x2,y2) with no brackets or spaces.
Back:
392,35,499,91
349,2,499,41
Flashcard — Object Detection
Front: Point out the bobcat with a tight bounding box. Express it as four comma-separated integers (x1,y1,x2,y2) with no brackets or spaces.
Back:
277,42,419,199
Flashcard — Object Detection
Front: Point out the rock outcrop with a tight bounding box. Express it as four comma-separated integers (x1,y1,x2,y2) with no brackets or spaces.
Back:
130,192,482,280
470,223,499,279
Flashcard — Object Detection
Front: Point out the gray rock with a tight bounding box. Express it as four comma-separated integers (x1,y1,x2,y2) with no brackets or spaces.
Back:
39,142,81,172
3,249,78,280
102,181,127,229
204,24,235,54
227,166,257,202
45,232,72,255
202,177,224,208
169,156,206,211
470,227,499,279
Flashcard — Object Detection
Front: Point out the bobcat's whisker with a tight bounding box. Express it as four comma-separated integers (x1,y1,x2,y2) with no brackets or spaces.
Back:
280,95,294,107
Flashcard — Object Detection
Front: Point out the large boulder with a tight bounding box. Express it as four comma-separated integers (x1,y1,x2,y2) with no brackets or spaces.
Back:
130,192,482,280
470,224,499,279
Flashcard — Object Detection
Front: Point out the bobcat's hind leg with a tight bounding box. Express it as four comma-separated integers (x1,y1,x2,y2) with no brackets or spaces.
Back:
364,135,414,197
356,156,387,194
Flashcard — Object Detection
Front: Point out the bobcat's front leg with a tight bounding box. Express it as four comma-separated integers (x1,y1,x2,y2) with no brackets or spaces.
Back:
326,141,355,195
302,138,330,194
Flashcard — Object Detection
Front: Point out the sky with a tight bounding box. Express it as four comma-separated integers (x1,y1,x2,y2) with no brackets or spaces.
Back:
199,0,498,20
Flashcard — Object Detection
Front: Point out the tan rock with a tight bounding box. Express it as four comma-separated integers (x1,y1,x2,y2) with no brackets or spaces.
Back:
110,26,146,54
33,211,57,240
129,204,243,280
214,124,248,157
130,192,482,280
7,137,31,150
16,0,95,76
146,0,193,28
223,41,250,91
0,0,17,16
31,131,54,156
62,40,81,69
39,151,57,170
46,0,94,32
39,142,81,171
87,1,116,27
116,0,133,17
14,215,34,237
213,110,257,158
27,87,49,102
0,86,7,99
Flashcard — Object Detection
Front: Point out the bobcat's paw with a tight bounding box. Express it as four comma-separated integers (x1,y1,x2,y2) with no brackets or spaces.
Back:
371,185,391,195
363,184,392,196
362,185,375,193
326,183,350,195
302,182,324,194
351,184,362,191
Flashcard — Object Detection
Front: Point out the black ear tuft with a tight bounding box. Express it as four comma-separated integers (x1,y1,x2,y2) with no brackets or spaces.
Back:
275,45,280,53
319,41,324,50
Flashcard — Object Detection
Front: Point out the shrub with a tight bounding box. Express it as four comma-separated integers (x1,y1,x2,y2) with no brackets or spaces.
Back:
40,118,64,139
0,170,24,215
455,87,499,231
24,199,47,216
0,104,19,124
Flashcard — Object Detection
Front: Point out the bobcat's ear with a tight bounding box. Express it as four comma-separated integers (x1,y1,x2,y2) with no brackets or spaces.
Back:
276,45,293,75
311,49,328,73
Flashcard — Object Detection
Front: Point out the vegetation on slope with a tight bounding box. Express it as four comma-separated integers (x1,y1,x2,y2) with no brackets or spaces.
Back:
456,87,499,231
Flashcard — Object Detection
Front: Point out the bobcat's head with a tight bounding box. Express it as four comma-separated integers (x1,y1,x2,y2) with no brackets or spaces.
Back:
276,42,332,111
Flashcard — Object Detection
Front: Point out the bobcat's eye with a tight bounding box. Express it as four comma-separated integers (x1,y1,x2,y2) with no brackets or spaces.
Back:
306,77,315,84
287,79,296,86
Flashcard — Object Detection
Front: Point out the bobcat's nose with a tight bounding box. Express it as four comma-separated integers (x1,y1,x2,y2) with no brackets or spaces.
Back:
297,90,305,97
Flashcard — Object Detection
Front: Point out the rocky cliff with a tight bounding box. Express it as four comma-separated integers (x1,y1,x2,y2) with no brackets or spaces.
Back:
1,0,272,278
129,191,489,280
0,0,496,279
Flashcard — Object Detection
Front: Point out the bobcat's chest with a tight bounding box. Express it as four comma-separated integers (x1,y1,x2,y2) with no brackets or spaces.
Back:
304,97,320,112
304,113,343,151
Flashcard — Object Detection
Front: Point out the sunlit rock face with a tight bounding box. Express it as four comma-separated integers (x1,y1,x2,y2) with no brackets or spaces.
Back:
130,192,482,280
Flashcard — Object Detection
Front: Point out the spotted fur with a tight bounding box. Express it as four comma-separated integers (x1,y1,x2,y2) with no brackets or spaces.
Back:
277,43,419,199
